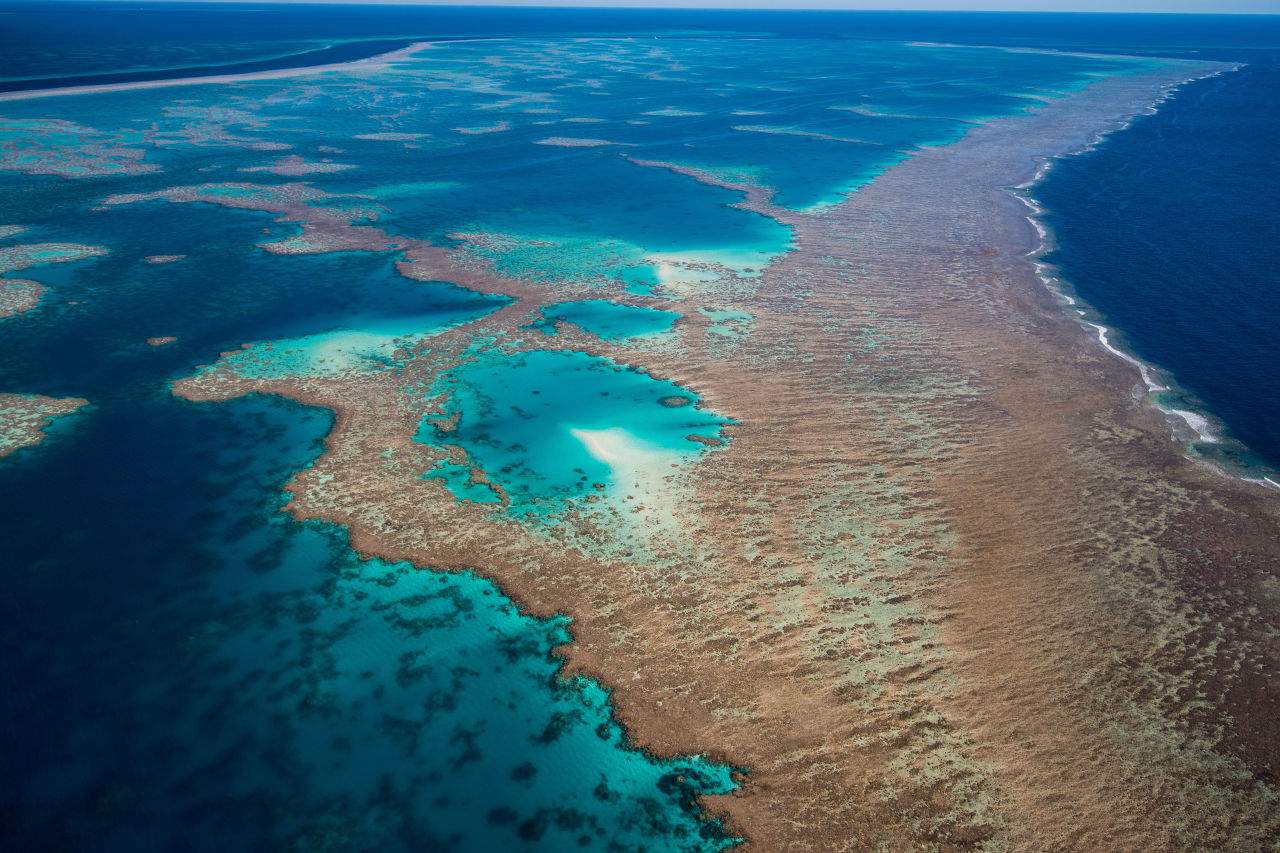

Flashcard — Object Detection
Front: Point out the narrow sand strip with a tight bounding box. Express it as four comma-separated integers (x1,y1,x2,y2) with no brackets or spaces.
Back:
0,42,432,102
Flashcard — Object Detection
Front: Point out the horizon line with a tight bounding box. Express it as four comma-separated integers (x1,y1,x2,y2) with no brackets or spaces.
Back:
21,0,1280,15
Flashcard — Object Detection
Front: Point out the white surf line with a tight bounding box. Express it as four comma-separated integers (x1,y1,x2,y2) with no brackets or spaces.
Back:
1083,322,1171,393
1163,408,1217,444
1026,216,1266,470
1022,193,1233,452
998,62,1251,454
0,42,432,102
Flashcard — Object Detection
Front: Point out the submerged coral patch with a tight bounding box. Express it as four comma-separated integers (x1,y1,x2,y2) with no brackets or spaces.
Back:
239,154,357,176
0,118,158,178
102,182,397,255
533,137,618,147
353,132,430,142
537,299,680,339
0,393,88,456
0,241,109,275
0,241,109,318
194,280,509,381
0,279,45,319
416,349,729,520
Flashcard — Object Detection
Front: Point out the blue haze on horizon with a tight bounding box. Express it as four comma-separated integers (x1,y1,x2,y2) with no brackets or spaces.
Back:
54,0,1280,16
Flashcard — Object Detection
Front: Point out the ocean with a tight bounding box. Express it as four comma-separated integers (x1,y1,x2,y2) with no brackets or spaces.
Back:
1036,50,1280,474
1,5,1276,851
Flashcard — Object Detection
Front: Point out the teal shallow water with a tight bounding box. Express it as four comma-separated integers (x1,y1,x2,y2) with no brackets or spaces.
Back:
534,300,680,340
202,278,508,380
0,36,1143,291
417,348,729,521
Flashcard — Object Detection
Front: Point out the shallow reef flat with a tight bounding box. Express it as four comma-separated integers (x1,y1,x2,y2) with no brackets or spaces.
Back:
0,278,45,319
4,34,1279,851
0,239,109,318
0,393,88,456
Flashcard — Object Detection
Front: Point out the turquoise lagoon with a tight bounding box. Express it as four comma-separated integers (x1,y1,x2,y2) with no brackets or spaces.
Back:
534,299,680,340
418,349,729,520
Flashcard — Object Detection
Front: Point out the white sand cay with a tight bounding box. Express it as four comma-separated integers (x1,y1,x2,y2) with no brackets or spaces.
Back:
569,427,692,541
571,427,676,471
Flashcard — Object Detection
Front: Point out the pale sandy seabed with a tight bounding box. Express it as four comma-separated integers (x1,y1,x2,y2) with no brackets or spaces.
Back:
72,52,1280,850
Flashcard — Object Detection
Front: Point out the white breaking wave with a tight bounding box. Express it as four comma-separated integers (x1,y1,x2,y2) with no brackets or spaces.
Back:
1166,408,1216,443
1085,322,1170,393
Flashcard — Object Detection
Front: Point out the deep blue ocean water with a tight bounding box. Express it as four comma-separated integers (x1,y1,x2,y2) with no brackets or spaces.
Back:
1037,51,1280,473
1,6,1278,852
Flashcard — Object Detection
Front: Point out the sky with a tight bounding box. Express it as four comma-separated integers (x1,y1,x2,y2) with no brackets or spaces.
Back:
129,0,1280,13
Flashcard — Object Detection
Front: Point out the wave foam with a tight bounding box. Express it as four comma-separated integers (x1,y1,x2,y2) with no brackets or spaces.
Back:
1085,322,1169,393
1166,408,1216,443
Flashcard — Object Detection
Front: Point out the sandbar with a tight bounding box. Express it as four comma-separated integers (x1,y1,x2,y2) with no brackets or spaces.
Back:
0,42,432,102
